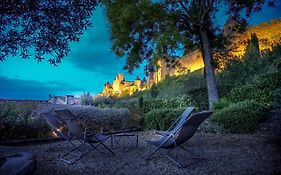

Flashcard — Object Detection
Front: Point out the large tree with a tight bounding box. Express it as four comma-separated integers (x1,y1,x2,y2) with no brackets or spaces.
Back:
0,0,98,64
104,0,273,109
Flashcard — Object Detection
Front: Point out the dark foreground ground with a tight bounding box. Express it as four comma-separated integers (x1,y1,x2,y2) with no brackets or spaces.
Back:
3,111,281,175
6,131,280,175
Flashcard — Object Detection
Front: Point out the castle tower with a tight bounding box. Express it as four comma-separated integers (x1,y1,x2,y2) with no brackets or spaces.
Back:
112,74,125,94
134,75,142,90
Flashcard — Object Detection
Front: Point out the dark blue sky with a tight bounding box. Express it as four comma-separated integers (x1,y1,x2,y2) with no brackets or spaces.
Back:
0,2,281,100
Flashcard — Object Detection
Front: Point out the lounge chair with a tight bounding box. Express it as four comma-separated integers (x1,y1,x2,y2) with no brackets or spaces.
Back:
145,111,212,167
55,109,114,165
155,107,195,136
40,112,75,151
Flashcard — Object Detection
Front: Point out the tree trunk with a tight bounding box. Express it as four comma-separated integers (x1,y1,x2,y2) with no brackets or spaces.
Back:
200,29,219,110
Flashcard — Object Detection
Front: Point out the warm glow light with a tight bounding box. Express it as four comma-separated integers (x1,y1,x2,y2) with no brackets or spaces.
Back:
101,18,281,97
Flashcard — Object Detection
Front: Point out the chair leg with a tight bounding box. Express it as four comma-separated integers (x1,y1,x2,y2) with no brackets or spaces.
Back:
88,140,115,156
161,152,184,168
60,142,85,165
99,141,115,155
145,146,162,160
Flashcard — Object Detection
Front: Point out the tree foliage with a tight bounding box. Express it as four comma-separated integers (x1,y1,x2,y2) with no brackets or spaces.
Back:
103,0,272,109
0,0,99,64
81,92,94,106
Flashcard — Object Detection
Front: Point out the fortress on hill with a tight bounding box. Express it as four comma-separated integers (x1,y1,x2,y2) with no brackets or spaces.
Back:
101,17,281,97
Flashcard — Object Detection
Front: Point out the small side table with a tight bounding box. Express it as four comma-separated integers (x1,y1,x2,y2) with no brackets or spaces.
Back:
111,133,138,151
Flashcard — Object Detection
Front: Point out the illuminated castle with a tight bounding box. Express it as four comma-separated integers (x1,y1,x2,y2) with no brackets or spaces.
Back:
102,17,281,96
148,17,281,86
229,18,281,57
102,74,147,96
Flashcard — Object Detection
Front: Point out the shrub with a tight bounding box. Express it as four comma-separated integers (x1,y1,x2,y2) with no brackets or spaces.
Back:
273,88,281,109
66,105,131,132
211,100,266,133
93,96,118,108
81,92,94,106
226,85,272,108
0,102,50,140
187,86,233,110
186,88,208,110
143,96,192,113
227,72,281,109
144,108,185,130
138,96,144,108
213,98,231,110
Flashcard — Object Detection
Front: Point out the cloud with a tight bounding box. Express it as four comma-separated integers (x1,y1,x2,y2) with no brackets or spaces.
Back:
67,6,128,75
0,76,83,100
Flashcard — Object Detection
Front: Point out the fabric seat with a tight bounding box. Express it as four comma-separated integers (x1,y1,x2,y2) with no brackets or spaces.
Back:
145,111,212,167
155,107,195,136
55,109,114,165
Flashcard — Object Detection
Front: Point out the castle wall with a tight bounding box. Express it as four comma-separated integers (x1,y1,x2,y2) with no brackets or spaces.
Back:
102,18,281,96
231,18,281,57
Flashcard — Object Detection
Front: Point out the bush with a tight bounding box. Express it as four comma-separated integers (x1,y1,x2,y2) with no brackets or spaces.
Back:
0,102,50,140
211,100,266,133
227,85,272,108
227,72,281,108
138,96,144,108
273,88,281,109
213,98,231,110
143,96,192,113
93,96,118,108
81,92,94,106
187,86,233,110
144,108,185,130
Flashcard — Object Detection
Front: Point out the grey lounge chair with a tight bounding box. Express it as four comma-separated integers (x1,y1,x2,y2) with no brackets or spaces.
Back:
55,109,114,165
40,112,75,151
155,107,195,136
145,111,212,167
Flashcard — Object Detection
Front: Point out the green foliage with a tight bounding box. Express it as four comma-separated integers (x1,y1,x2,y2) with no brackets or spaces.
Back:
227,85,272,107
93,96,118,108
226,72,281,108
0,0,98,64
187,85,233,111
212,100,266,133
143,96,192,113
150,84,159,98
144,108,185,130
273,88,281,109
213,98,231,111
244,33,260,61
187,88,208,110
0,102,50,140
138,96,144,109
81,92,94,106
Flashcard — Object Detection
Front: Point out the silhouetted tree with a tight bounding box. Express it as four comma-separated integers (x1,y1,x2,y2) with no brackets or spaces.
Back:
150,84,158,98
81,92,94,106
103,0,274,109
245,33,260,61
0,0,99,64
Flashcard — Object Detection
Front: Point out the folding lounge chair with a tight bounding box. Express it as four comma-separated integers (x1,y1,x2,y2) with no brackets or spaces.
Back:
155,107,195,136
145,111,212,168
40,112,75,151
55,109,114,165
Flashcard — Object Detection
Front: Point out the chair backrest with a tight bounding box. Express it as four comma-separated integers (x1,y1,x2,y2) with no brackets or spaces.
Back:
175,111,212,145
55,109,84,139
168,107,195,132
40,112,60,129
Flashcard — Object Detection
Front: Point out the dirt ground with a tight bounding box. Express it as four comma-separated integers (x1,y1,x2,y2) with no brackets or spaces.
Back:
12,131,279,175
4,111,281,175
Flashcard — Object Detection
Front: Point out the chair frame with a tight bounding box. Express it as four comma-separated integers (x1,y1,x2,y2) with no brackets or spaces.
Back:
39,112,75,152
145,111,212,168
55,109,114,165
155,107,195,136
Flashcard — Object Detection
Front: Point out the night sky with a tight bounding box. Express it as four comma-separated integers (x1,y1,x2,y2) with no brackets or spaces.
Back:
0,2,281,100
